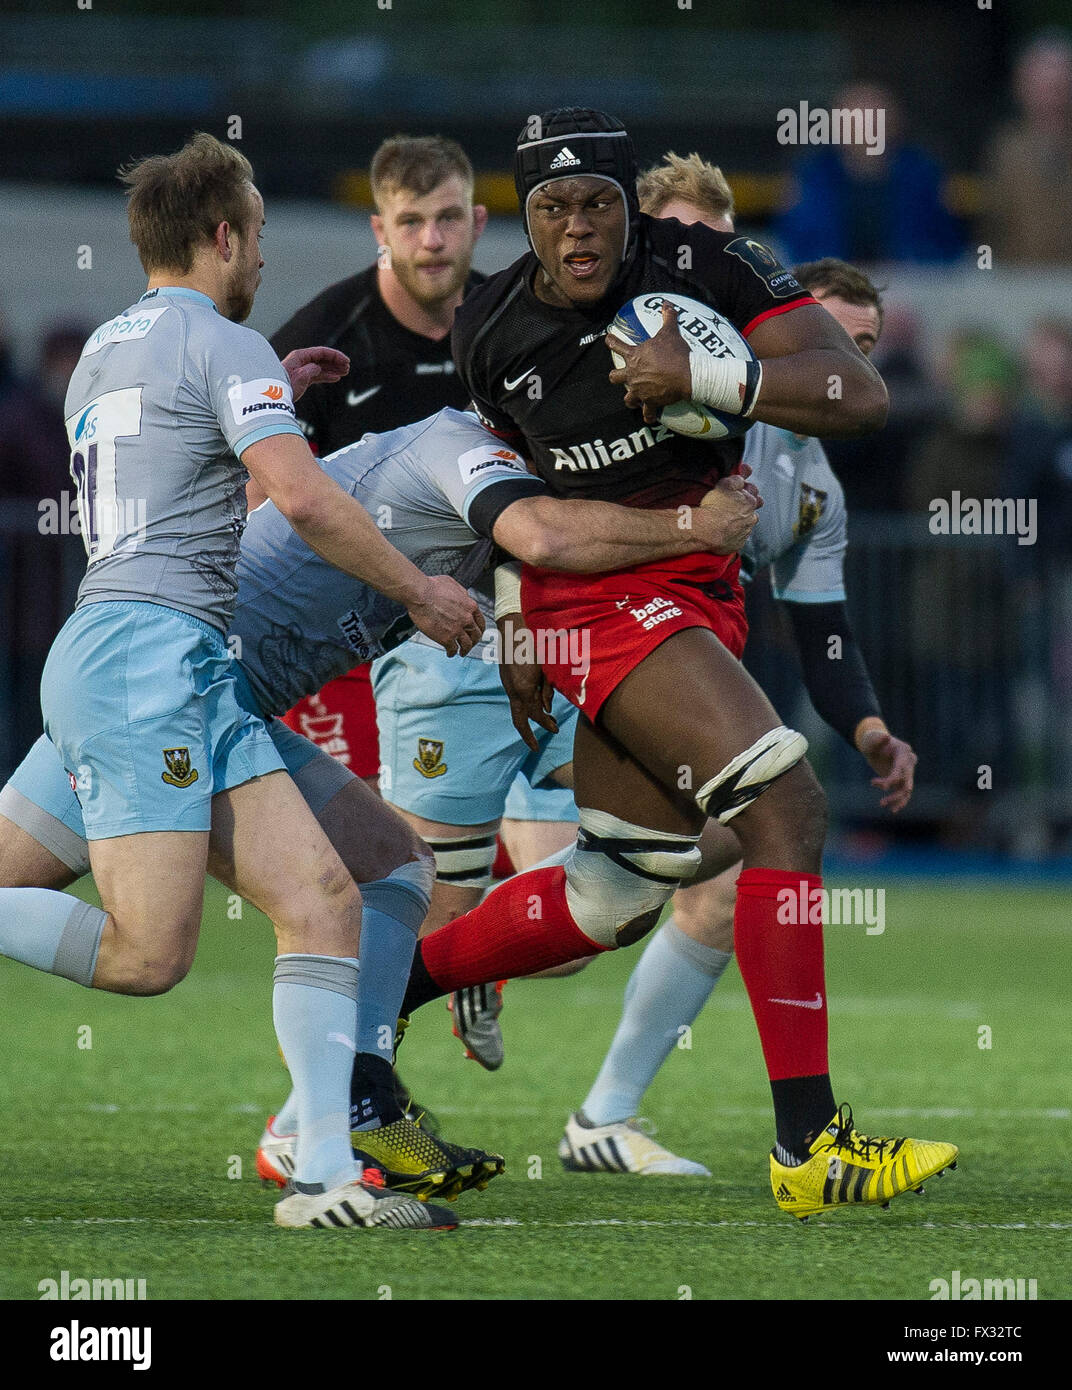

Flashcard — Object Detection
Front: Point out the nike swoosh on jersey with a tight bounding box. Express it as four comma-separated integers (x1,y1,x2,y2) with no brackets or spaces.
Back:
347,385,382,407
503,367,535,392
767,993,824,1009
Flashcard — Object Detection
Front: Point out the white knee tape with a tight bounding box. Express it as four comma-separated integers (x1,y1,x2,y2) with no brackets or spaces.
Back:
426,832,498,890
695,726,808,824
563,809,701,948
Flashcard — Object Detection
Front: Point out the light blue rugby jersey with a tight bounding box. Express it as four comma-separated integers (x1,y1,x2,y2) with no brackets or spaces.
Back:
739,424,847,604
63,287,304,632
231,408,545,716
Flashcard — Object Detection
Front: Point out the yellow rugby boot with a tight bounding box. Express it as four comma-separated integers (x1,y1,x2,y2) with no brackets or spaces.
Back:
771,1103,958,1221
353,1116,503,1202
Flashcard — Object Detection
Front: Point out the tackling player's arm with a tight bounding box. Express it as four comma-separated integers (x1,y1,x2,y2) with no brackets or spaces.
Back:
241,432,484,654
490,470,760,571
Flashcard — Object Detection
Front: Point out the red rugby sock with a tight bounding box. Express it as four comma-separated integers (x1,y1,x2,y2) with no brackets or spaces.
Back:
734,867,830,1082
421,866,605,993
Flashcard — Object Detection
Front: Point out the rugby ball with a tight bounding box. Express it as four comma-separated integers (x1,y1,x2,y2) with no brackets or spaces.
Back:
609,292,756,441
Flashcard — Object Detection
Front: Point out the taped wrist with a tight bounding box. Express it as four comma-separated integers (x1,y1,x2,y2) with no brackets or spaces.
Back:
494,562,523,620
690,353,763,417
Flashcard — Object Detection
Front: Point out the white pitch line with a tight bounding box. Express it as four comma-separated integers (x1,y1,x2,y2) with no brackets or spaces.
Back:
457,1218,1072,1232
63,1103,1068,1121
12,1216,1072,1232
434,1105,1070,1121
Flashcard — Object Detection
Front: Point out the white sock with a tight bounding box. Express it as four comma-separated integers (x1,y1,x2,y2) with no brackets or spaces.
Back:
272,955,360,1188
581,917,731,1125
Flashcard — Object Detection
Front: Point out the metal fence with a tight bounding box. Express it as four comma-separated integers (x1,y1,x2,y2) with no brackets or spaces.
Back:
1,506,1068,853
0,501,83,784
745,513,1069,855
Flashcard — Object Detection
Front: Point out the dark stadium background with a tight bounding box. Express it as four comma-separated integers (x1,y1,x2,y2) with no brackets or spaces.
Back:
3,0,1071,871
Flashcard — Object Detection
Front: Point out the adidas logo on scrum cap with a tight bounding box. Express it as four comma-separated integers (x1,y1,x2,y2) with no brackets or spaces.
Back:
549,146,582,170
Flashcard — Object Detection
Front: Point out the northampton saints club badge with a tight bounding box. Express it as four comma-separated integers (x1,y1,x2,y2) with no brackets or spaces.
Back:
161,747,199,788
794,482,828,538
414,738,447,778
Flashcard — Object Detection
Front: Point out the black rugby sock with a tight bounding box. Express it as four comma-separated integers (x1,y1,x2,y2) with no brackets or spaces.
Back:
349,1051,405,1132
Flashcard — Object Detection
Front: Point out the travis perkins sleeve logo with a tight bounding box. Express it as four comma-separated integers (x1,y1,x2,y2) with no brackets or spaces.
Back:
162,747,199,788
414,738,447,778
794,482,827,538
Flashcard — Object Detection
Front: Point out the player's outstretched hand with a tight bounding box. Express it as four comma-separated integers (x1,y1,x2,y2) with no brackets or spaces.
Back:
859,728,917,812
281,347,350,402
406,575,486,657
497,615,558,753
696,468,762,553
606,301,692,424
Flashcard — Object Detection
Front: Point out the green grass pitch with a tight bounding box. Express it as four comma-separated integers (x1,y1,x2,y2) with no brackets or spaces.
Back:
2,876,1069,1301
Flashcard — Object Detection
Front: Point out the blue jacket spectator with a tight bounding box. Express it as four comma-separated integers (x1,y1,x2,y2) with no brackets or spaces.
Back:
775,83,963,264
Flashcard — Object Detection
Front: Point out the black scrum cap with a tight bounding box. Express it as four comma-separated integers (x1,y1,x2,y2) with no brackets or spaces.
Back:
514,108,639,260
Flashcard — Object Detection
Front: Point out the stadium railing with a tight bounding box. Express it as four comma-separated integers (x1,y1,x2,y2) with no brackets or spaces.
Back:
745,512,1068,854
1,508,1067,854
0,501,83,788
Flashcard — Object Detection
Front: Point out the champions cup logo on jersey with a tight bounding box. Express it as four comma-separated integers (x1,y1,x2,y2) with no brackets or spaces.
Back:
776,101,886,157
227,377,296,425
795,482,828,537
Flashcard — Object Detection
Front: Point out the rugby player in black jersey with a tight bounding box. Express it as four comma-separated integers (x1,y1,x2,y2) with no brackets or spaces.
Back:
268,135,487,788
398,109,958,1220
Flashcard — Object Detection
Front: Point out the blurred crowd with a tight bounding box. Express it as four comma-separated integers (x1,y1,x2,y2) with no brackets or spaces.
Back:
0,317,86,782
774,32,1072,268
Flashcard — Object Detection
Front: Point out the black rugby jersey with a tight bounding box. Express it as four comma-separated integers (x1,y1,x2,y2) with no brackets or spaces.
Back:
271,265,485,454
452,216,814,507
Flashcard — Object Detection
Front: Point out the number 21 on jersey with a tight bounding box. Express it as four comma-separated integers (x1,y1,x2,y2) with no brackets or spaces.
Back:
66,386,143,565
